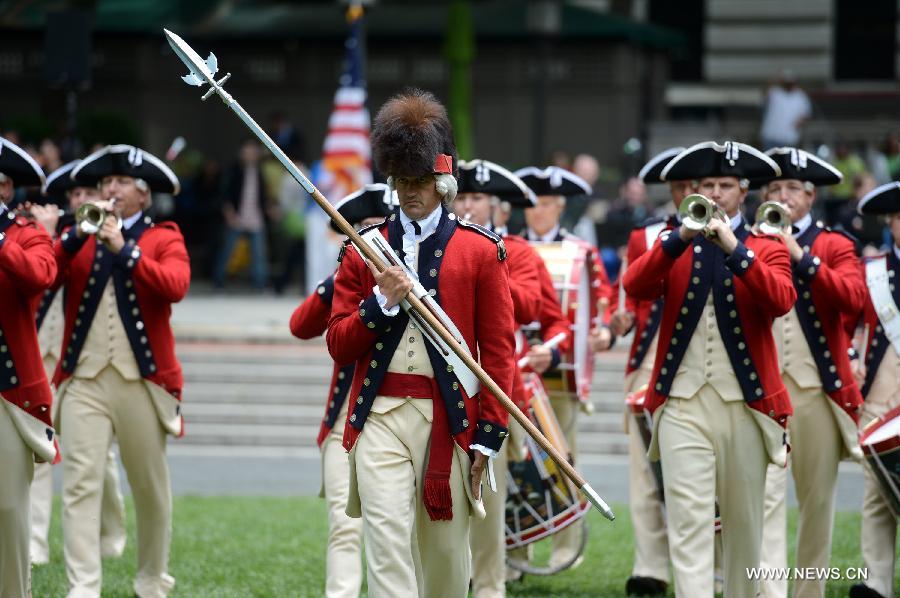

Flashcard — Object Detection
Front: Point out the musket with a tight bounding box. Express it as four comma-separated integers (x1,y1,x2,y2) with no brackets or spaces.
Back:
163,29,614,521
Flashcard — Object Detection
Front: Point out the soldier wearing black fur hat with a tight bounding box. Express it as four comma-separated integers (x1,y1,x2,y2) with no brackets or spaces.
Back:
326,89,515,597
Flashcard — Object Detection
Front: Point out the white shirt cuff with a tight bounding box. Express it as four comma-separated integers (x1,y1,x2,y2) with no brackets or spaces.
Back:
469,444,499,458
373,285,400,316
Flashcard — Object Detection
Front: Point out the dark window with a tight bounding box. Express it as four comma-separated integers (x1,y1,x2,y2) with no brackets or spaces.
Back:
834,0,896,80
647,0,704,81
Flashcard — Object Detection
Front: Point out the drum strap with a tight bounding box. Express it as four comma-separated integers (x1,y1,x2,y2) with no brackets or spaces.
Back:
644,221,666,250
866,255,900,357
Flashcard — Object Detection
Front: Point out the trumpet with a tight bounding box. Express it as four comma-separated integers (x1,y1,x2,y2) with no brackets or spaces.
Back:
76,199,122,235
755,201,791,235
678,193,727,238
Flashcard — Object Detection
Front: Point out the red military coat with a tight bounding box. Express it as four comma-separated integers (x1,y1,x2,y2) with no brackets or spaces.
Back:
621,216,676,375
623,223,796,426
788,222,866,419
0,215,59,462
858,250,900,398
502,234,542,411
289,273,356,447
327,210,516,454
52,217,190,405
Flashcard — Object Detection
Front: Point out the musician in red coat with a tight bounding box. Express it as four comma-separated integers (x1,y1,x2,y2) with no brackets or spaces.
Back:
289,183,396,598
847,183,900,598
28,160,128,568
326,90,515,598
53,145,189,598
0,137,57,598
609,146,689,597
753,148,865,598
515,164,613,569
624,141,796,598
452,158,550,598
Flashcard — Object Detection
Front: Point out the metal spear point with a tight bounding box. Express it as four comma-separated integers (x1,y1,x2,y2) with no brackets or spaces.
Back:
163,29,615,522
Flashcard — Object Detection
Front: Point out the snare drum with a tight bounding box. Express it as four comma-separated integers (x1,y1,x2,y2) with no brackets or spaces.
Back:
505,373,590,549
859,404,900,518
527,239,600,404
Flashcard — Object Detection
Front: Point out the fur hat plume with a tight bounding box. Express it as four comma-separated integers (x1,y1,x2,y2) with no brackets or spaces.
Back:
371,88,457,178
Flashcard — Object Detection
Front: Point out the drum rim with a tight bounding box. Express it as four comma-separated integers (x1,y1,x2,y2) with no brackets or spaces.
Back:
860,404,900,452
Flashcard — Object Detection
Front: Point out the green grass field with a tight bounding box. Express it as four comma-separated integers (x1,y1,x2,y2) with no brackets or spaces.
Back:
31,497,891,597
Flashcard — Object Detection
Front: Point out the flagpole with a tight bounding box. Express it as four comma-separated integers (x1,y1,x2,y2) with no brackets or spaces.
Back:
163,29,614,521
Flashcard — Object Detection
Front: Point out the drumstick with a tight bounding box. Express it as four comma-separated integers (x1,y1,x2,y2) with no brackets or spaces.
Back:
617,257,627,313
859,323,870,366
518,332,568,369
595,296,610,329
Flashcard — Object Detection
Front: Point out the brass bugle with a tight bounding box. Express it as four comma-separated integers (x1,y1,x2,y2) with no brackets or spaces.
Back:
76,199,122,235
678,193,727,238
755,201,791,235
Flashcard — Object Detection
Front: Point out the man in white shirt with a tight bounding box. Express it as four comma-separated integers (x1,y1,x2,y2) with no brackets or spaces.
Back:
759,70,812,150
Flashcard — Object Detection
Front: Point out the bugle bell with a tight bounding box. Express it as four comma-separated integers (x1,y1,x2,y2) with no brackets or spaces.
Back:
755,201,791,235
678,193,727,238
75,199,122,235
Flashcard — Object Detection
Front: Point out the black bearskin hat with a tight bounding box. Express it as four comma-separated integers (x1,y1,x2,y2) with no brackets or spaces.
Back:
371,88,457,178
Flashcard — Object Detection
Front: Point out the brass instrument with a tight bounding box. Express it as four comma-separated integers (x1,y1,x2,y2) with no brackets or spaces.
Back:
75,199,122,235
678,193,727,238
755,201,791,235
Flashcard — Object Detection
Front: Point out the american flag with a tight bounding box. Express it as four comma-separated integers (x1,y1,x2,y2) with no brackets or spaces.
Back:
318,4,372,204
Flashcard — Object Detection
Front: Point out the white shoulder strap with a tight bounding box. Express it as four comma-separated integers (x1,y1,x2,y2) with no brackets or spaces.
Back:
358,229,480,396
865,255,900,357
644,222,666,250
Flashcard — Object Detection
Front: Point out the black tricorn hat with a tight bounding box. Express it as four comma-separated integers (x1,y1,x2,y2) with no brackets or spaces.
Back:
371,89,457,178
72,144,180,194
858,181,900,215
330,183,398,232
513,166,592,198
0,137,46,188
661,141,781,182
457,159,536,208
43,160,82,197
752,147,843,188
638,147,685,184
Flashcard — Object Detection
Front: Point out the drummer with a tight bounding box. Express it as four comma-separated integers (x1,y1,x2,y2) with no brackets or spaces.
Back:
610,147,688,597
451,158,574,597
848,181,900,598
514,165,614,569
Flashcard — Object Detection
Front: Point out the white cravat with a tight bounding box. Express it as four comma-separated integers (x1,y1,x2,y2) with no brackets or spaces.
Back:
122,211,143,231
527,224,560,243
792,213,813,237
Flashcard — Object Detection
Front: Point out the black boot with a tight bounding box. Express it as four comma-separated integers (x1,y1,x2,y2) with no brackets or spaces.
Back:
625,576,667,596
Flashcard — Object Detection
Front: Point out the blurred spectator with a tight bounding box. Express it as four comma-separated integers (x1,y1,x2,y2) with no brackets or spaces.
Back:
596,177,650,277
272,152,310,295
830,142,867,200
194,158,223,275
213,139,270,291
759,69,811,150
39,138,63,173
872,132,900,184
270,111,306,163
550,150,572,171
835,172,883,248
601,177,650,244
569,153,600,245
